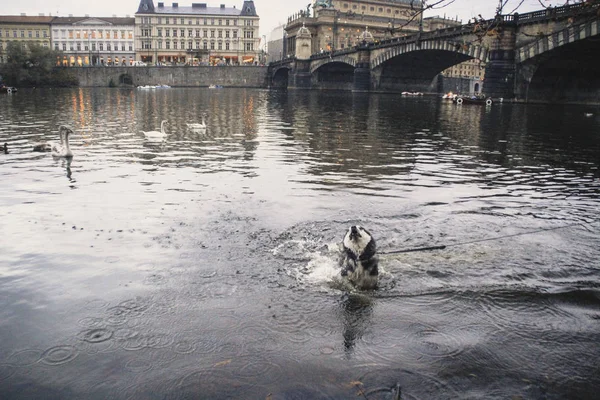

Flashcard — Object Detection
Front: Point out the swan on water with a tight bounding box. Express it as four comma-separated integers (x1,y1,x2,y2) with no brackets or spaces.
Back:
187,116,206,130
143,120,168,138
52,125,74,158
33,126,67,153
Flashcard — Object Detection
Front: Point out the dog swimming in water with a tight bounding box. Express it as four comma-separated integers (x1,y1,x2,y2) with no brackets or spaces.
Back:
340,225,379,290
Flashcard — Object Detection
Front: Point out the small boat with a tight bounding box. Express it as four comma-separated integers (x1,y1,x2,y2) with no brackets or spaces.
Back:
209,85,224,89
0,85,17,94
454,96,493,106
402,91,423,96
442,92,456,100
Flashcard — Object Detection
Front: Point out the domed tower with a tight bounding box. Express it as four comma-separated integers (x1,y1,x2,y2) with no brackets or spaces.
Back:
295,23,312,60
358,27,375,46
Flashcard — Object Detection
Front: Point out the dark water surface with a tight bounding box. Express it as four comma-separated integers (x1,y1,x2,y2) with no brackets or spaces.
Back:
1,88,600,399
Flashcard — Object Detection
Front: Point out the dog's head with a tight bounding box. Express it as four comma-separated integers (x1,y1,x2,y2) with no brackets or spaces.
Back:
343,225,376,259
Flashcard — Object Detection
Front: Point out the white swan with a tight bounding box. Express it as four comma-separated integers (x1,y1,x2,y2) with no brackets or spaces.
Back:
52,125,74,158
187,116,206,130
143,120,168,139
33,127,65,153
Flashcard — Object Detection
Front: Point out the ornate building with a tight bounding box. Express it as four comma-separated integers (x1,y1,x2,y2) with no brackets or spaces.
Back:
135,0,260,65
51,17,135,66
284,1,461,58
0,15,53,63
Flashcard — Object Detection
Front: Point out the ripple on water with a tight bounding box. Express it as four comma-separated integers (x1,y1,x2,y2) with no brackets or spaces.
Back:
41,345,78,366
0,364,16,382
7,349,42,366
78,328,114,343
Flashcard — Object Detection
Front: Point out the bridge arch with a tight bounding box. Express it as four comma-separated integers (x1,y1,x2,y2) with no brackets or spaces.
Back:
517,20,600,63
370,40,489,70
271,66,291,89
310,56,356,74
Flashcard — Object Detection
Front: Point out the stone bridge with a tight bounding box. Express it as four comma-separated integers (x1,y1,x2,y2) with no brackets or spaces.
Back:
268,2,600,103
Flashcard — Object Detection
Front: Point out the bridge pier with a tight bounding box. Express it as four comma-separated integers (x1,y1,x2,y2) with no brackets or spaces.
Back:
483,23,517,99
353,48,371,92
289,60,312,89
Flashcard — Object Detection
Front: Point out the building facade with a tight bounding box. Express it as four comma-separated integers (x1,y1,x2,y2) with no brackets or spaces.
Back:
51,17,135,66
0,15,53,63
266,23,285,63
135,0,260,66
284,1,462,57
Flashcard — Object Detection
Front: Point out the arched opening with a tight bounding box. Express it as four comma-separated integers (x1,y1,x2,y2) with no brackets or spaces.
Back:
474,83,480,93
377,50,473,93
119,74,134,86
525,38,600,103
272,68,289,89
312,62,355,90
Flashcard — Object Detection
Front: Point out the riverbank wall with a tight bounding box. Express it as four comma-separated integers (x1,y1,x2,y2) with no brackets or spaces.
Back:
65,66,269,88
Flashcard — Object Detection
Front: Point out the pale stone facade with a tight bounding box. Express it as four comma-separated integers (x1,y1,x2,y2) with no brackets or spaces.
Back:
135,0,260,66
0,15,53,63
51,17,135,66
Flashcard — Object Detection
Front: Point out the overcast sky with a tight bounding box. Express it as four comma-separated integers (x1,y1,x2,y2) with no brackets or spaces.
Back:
2,0,559,37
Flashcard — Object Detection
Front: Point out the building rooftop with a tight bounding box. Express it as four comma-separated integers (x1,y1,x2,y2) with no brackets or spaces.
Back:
136,1,258,17
52,17,135,25
0,15,55,24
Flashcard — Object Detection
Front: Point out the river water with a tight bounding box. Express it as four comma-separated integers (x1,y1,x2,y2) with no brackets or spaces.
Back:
1,88,599,399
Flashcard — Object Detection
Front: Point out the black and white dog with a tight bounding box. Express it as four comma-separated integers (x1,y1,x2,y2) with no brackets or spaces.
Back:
340,226,379,290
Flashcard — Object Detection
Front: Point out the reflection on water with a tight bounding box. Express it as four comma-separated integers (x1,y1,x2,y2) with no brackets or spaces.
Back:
1,88,600,399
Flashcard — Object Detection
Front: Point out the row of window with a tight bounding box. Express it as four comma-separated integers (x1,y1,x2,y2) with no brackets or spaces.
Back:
53,42,134,52
341,3,414,17
0,30,49,39
140,16,255,27
141,40,254,52
53,30,134,40
145,28,245,39
0,41,49,51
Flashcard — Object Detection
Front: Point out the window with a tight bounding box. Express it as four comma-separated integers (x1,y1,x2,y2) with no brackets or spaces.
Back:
166,41,170,49
210,41,215,50
54,43,59,50
195,29,200,37
203,29,208,37
107,44,111,51
180,18,185,25
226,42,230,50
121,44,125,51
63,43,67,51
114,31,118,39
165,18,169,24
210,30,215,38
245,42,253,51
157,28,162,37
173,41,177,49
36,31,40,38
188,29,193,37
225,30,230,38
92,43,96,51
203,41,207,49
211,19,215,25
21,31,25,38
100,43,104,51
188,41,192,49
129,43,133,51
173,30,177,37
77,43,81,51
226,19,230,26
233,30,237,38
218,41,222,50
218,30,222,38
180,29,185,37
